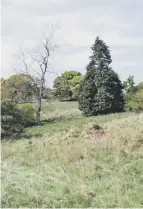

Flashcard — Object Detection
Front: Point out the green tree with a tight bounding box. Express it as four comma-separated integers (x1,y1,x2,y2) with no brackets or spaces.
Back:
137,82,143,91
123,75,136,94
123,79,143,112
126,90,143,112
1,74,35,103
1,78,13,100
78,37,124,116
53,71,83,101
70,75,84,100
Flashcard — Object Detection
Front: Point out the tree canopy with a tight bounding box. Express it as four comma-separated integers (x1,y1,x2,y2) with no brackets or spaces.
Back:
53,71,83,101
1,74,35,103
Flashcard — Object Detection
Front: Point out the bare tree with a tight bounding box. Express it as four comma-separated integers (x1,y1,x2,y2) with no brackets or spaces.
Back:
20,35,58,123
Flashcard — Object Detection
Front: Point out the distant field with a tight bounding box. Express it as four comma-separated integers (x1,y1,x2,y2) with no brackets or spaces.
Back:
1,102,143,207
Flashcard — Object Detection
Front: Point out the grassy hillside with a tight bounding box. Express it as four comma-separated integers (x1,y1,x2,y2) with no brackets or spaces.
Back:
1,102,143,208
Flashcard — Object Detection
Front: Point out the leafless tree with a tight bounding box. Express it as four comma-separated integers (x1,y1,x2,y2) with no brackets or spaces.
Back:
20,34,58,123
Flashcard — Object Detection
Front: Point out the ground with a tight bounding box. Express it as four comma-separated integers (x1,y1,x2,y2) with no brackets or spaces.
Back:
1,101,143,208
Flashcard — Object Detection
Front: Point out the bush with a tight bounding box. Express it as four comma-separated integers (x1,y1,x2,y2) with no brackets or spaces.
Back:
126,90,143,112
1,99,24,137
1,100,36,138
18,104,36,127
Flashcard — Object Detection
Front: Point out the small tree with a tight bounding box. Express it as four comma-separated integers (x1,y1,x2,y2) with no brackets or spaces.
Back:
78,37,124,116
20,34,58,123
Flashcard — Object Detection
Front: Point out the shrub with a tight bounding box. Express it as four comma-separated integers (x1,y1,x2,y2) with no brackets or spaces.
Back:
1,100,36,138
126,90,143,112
18,104,36,127
1,99,24,137
137,82,143,91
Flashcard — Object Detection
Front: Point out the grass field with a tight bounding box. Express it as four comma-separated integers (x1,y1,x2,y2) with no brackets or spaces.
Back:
1,101,143,208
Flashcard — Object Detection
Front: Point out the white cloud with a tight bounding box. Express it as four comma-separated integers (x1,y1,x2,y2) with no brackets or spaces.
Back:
1,0,143,86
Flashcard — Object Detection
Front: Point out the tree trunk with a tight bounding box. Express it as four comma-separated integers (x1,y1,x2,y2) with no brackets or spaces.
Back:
36,96,42,124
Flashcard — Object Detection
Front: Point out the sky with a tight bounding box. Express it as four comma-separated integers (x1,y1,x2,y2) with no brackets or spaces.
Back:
1,0,143,87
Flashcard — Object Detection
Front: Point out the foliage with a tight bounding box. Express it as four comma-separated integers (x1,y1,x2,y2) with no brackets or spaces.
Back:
53,71,83,101
78,37,124,116
123,76,143,112
126,90,143,112
70,75,84,100
123,75,137,94
53,76,71,100
1,74,35,103
1,78,13,100
86,37,112,71
1,99,24,137
137,81,143,91
18,104,36,127
1,100,37,137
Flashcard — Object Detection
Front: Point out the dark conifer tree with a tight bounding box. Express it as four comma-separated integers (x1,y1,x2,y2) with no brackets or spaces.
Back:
78,37,124,116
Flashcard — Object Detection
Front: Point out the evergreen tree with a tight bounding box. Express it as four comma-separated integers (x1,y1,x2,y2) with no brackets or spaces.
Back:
78,37,124,116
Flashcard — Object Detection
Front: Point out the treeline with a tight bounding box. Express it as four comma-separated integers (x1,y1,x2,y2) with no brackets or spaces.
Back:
53,72,143,112
1,36,143,137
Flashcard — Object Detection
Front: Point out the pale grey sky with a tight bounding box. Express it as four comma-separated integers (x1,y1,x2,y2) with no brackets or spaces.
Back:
1,0,143,87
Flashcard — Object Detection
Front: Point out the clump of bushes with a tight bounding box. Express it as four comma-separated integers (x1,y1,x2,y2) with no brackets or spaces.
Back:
1,99,36,138
126,90,143,112
1,99,24,137
123,77,143,112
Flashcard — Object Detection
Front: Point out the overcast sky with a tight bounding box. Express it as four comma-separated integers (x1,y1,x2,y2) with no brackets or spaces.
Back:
1,0,143,87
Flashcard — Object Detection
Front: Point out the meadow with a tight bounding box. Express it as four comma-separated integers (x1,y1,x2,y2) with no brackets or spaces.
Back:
1,101,143,208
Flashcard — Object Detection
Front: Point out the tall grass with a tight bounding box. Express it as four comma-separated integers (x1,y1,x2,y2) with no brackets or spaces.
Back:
1,102,143,207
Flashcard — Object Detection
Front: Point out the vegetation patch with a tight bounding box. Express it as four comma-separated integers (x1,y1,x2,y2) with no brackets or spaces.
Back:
1,102,143,208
